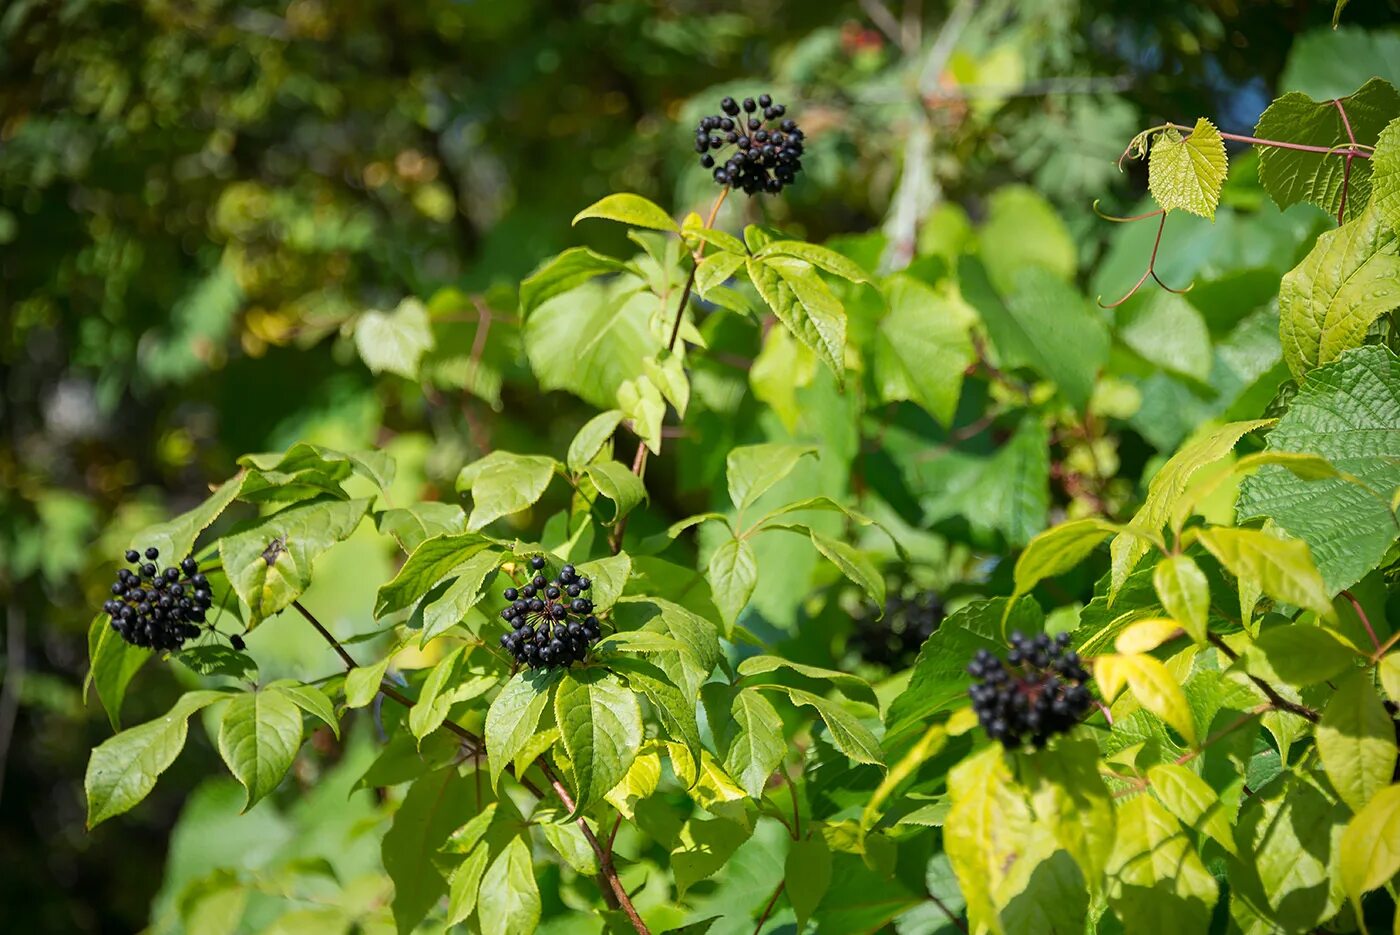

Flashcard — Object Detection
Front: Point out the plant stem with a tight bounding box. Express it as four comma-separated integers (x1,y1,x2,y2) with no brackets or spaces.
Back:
1341,589,1382,653
1111,706,1267,799
1166,122,1373,158
290,600,652,934
1207,633,1319,722
753,880,786,935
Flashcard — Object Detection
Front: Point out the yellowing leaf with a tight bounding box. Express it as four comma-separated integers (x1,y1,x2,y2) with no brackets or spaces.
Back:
1114,618,1184,655
1197,526,1335,621
1148,119,1228,219
1339,783,1400,925
1096,652,1196,745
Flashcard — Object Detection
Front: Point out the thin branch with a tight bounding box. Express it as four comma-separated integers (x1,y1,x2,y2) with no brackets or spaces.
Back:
1341,589,1381,653
290,600,652,934
1208,633,1319,722
1097,211,1192,308
1165,122,1373,158
1111,707,1267,799
928,893,970,934
753,880,786,935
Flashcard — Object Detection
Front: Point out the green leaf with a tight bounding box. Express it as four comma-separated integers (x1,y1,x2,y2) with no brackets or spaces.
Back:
421,549,502,645
1255,79,1400,222
1001,266,1109,411
1117,290,1214,382
976,185,1078,293
886,598,1043,739
1382,653,1400,702
519,247,629,315
1011,518,1117,605
1106,793,1219,933
1029,736,1116,885
862,723,947,832
572,193,679,233
1110,420,1271,597
1374,117,1400,232
355,298,434,379
754,240,873,283
375,503,469,553
132,474,244,564
608,656,702,762
706,535,757,631
485,669,561,789
695,251,747,296
377,532,496,616
736,655,877,706
722,687,786,798
671,815,755,898
750,324,817,433
808,528,886,608
273,682,339,738
477,836,541,935
576,552,631,613
554,668,643,819
220,498,370,623
1244,623,1360,688
1197,526,1335,621
1153,555,1210,644
566,410,623,473
786,835,833,931
766,685,883,766
85,690,228,828
344,655,391,709
1147,762,1237,857
238,444,394,494
747,254,846,382
87,615,148,730
682,214,747,255
1237,346,1400,594
445,845,490,927
176,644,258,682
725,442,817,511
1339,783,1400,923
1149,118,1228,219
618,373,665,454
526,279,661,411
407,647,495,742
536,806,599,875
585,460,647,523
603,741,663,819
217,688,304,810
381,767,480,935
949,415,1051,548
1279,200,1400,379
1236,772,1348,929
872,274,976,427
456,451,558,531
1317,671,1396,812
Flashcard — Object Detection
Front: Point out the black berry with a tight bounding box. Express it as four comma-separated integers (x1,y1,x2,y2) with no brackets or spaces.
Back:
967,632,1092,749
692,93,806,196
145,547,159,560
496,569,605,671
99,546,216,651
530,555,546,570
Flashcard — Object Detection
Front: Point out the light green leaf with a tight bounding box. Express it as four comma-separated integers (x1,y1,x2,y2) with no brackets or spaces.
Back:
976,185,1077,293
1118,290,1213,382
1237,345,1400,594
1030,735,1116,885
576,552,631,613
382,768,480,935
861,723,947,832
355,298,434,379
566,410,624,474
706,535,757,631
617,373,665,454
682,214,747,255
767,685,883,766
1011,518,1118,605
872,274,976,427
375,502,469,553
445,845,490,927
754,240,873,283
1382,653,1400,702
219,498,369,623
1149,118,1228,219
750,324,817,433
604,742,663,819
1238,772,1348,930
1096,652,1197,745
1106,793,1219,933
572,193,679,233
736,655,877,706
132,474,244,565
786,835,833,931
554,669,643,819
747,255,846,382
809,528,885,608
85,690,228,828
585,460,647,523
1147,762,1237,857
1197,525,1335,621
407,648,495,742
1255,79,1400,222
1374,117,1400,231
1244,623,1361,688
1339,783,1400,923
456,451,558,531
695,251,747,296
421,549,502,645
643,351,690,417
519,247,629,315
217,688,304,810
1153,554,1210,644
723,687,786,798
238,444,394,494
1110,420,1271,597
1279,200,1400,378
273,682,340,739
1317,671,1396,812
671,814,755,898
725,443,817,512
536,806,599,875
485,669,561,789
477,837,542,935
344,655,391,709
525,279,661,411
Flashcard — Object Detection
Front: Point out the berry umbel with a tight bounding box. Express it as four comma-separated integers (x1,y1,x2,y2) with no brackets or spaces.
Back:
498,557,601,669
851,585,944,667
967,632,1092,749
102,547,214,650
695,94,804,195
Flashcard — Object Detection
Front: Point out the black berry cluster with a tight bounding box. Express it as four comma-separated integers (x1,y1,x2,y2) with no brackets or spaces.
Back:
967,631,1092,749
102,547,214,650
850,588,944,667
694,93,805,195
498,556,602,669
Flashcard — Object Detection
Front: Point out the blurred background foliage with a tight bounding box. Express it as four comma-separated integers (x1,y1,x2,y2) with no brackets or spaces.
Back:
3,0,1400,931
